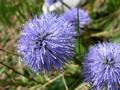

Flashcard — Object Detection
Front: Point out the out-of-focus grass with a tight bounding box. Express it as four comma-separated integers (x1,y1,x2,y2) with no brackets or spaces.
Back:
0,0,43,26
0,0,120,90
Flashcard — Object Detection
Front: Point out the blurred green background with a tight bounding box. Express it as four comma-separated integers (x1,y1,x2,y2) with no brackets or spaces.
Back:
0,0,120,90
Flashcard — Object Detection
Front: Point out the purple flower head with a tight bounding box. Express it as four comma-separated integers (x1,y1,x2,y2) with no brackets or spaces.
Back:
63,8,90,28
17,13,76,73
45,0,60,6
83,42,120,90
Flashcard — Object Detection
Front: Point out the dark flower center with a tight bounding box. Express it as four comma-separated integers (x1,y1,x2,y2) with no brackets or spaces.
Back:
35,33,52,49
104,58,115,65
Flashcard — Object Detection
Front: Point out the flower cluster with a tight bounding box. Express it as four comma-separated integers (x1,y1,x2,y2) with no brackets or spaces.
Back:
17,0,120,89
18,2,90,73
17,14,76,73
83,42,120,90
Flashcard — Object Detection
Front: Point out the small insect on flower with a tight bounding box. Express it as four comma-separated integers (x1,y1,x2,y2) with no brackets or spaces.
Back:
83,42,120,90
17,13,76,73
63,8,90,28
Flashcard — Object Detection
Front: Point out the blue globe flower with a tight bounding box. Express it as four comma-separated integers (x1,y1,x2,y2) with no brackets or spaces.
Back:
63,8,90,28
17,13,76,73
83,42,120,90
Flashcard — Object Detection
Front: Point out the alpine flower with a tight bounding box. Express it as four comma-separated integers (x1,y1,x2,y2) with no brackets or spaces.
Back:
63,8,90,28
17,13,76,73
83,42,120,90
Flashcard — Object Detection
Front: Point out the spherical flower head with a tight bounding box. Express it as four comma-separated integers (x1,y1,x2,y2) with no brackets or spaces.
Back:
83,42,120,90
17,13,76,73
63,8,90,28
45,0,60,6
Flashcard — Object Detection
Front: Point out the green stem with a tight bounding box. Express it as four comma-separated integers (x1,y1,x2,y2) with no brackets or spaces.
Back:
59,0,71,9
76,9,81,55
62,74,69,90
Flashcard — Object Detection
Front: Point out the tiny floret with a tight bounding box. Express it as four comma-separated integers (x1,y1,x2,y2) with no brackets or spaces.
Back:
84,42,120,90
45,0,60,6
17,13,76,73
